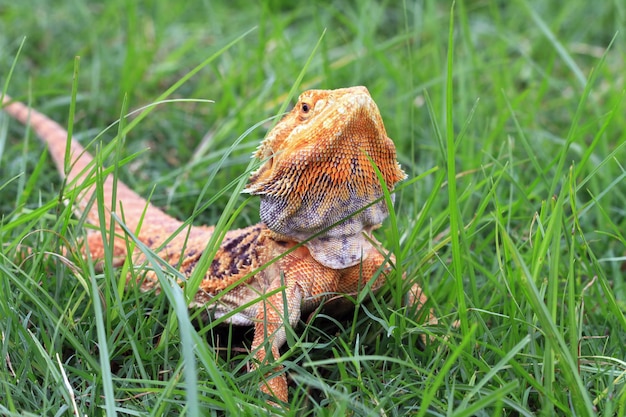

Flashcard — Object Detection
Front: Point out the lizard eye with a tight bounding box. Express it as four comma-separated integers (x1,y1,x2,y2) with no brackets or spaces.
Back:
297,100,313,121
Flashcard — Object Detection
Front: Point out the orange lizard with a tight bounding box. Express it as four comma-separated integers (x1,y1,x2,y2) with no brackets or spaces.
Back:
2,86,429,405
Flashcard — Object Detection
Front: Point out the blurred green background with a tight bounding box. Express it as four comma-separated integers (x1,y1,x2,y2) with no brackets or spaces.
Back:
1,1,625,415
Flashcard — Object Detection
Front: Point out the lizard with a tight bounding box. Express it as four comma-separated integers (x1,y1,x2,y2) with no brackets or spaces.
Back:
1,86,430,405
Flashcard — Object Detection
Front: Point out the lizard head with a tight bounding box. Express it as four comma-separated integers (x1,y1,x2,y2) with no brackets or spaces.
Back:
244,86,406,269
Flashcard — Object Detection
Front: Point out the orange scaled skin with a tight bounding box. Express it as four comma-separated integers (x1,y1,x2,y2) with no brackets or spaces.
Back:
2,87,429,406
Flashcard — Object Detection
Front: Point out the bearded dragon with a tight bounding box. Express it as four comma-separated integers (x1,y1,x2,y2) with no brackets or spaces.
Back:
2,86,429,405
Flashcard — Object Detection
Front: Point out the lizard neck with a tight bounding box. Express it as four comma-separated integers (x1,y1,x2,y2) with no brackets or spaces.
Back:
259,194,391,269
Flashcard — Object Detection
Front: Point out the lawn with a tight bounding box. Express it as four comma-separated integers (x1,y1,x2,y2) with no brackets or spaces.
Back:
1,1,625,416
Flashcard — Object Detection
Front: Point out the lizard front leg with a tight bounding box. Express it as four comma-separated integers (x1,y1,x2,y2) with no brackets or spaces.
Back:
250,249,341,403
251,287,298,404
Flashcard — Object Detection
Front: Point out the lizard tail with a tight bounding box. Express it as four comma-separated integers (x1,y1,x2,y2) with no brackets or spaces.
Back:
2,94,94,181
1,94,183,237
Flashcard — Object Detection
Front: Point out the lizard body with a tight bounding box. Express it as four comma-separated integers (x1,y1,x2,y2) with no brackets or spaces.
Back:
2,86,428,405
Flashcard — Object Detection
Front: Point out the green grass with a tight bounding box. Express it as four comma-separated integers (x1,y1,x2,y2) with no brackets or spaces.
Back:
1,0,626,415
